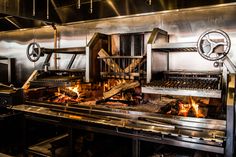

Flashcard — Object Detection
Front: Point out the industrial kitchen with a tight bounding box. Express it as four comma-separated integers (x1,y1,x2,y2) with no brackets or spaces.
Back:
0,1,235,157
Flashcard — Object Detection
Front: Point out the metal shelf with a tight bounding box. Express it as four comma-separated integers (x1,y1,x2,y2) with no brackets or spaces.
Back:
152,42,197,52
142,86,221,98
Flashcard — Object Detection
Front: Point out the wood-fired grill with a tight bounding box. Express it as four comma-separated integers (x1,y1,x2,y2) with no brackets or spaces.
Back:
13,29,235,156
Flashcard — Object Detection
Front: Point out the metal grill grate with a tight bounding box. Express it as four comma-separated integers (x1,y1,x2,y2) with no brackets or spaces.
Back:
145,78,219,90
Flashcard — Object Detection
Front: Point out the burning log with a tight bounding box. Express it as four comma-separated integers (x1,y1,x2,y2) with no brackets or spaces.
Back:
159,100,180,115
53,92,78,103
159,97,207,118
103,81,140,99
178,102,191,117
60,88,78,98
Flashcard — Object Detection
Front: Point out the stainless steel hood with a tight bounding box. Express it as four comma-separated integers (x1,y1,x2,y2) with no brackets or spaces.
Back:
0,0,235,31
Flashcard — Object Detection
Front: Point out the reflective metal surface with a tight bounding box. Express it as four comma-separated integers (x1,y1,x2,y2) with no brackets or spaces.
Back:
0,0,236,30
0,4,236,85
12,103,226,154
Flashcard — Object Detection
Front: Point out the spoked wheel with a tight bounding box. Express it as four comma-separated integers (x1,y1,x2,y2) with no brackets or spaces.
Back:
197,29,231,61
26,42,41,62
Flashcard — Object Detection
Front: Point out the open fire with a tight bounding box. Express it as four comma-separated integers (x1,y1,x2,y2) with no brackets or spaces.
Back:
53,85,81,103
177,97,205,118
30,79,207,118
160,96,207,118
50,81,103,104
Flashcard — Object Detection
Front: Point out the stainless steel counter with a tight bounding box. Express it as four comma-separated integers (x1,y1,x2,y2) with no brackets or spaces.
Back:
12,104,226,154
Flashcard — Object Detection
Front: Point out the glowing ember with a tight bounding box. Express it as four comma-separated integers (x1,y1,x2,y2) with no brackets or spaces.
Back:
178,102,191,117
53,92,77,103
52,84,82,103
67,85,80,97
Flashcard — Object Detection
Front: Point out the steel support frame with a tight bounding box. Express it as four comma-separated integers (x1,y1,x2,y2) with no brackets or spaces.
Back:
225,74,235,157
0,58,15,83
146,28,168,83
21,112,225,156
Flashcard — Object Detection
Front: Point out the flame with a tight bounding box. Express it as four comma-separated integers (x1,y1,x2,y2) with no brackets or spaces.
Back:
52,83,81,103
190,97,204,118
178,97,205,118
67,85,80,97
53,92,76,103
178,102,191,117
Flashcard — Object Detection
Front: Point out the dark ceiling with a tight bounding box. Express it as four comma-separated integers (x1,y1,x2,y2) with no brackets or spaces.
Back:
0,0,235,31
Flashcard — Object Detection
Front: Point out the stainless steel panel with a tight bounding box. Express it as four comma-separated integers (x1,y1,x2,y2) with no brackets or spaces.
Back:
0,4,236,85
142,87,222,98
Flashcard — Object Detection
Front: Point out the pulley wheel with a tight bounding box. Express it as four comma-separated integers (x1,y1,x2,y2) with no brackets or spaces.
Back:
197,29,231,61
26,42,41,62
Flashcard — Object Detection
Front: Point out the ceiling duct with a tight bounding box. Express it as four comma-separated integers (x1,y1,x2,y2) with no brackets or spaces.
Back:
0,0,235,32
0,0,61,23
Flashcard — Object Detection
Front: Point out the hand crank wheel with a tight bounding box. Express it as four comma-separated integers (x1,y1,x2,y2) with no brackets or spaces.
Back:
26,42,41,62
197,29,231,61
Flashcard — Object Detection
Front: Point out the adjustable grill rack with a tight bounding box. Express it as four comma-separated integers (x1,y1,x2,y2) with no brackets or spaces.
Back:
144,28,235,156
142,71,222,98
28,70,85,87
145,29,222,98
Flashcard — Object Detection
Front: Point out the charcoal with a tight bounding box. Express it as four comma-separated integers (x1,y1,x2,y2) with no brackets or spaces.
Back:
159,101,175,114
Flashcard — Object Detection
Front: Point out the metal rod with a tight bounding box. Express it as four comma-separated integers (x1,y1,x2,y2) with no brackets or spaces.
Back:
77,0,81,9
4,17,21,29
100,59,103,78
47,0,49,19
52,24,57,69
89,0,93,13
33,0,35,16
67,54,77,69
43,53,52,70
148,0,151,5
